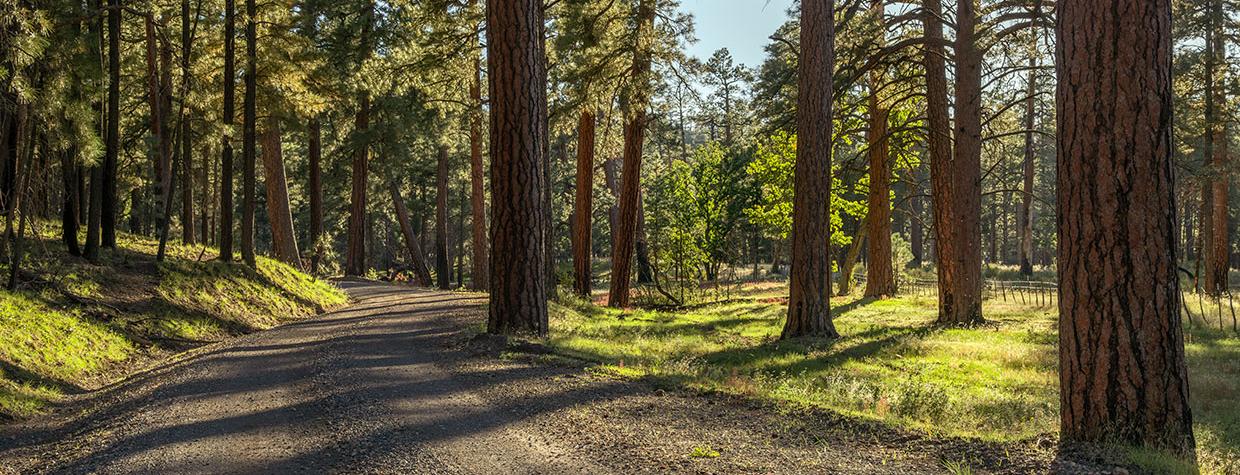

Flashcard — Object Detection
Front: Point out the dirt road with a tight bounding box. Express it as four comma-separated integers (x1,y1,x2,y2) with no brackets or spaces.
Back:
0,280,1048,474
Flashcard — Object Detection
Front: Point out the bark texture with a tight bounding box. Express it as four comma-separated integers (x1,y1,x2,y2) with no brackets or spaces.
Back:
180,0,195,245
345,2,375,276
607,0,655,308
1018,55,1037,276
1056,0,1195,457
486,0,549,335
782,0,838,339
572,110,596,297
308,117,322,273
942,0,984,325
103,0,120,248
864,107,894,298
261,119,301,268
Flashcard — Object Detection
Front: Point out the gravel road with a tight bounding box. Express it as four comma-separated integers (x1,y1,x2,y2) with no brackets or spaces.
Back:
0,280,1051,474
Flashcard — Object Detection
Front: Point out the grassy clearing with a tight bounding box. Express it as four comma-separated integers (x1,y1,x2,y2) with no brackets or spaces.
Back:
0,224,347,419
548,282,1239,473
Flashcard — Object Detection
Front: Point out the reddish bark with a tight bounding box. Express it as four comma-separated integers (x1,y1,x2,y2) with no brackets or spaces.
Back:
469,56,489,291
1056,0,1195,457
485,0,549,335
607,0,655,309
782,0,838,339
260,119,301,268
572,110,596,297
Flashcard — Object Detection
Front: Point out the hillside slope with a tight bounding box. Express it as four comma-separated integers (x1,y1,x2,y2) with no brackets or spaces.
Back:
0,226,346,418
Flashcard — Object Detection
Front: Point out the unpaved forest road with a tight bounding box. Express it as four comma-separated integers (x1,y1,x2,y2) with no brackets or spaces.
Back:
0,280,1050,474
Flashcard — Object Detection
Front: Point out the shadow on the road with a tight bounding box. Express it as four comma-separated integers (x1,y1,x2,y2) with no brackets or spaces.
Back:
6,281,625,473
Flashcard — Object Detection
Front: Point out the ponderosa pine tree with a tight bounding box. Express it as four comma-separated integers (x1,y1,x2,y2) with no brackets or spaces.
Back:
608,0,655,308
1056,0,1195,457
102,0,120,249
240,0,257,268
572,109,595,297
782,0,837,339
219,0,236,262
345,0,375,277
261,118,301,268
180,0,195,245
436,144,451,289
863,0,895,298
469,56,489,291
485,0,548,335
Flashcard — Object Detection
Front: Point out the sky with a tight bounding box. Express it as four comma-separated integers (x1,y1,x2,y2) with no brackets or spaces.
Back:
680,0,796,69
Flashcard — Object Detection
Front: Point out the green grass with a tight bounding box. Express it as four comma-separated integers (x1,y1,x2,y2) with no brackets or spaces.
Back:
0,224,347,419
547,283,1239,474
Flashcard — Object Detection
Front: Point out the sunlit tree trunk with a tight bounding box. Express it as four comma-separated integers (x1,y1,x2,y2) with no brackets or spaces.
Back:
782,0,838,339
608,0,655,308
1018,56,1037,276
572,110,595,297
1056,0,1195,457
486,0,549,335
261,118,301,268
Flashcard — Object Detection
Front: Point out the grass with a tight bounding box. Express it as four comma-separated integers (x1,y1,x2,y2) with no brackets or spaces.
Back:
0,223,347,419
547,282,1240,474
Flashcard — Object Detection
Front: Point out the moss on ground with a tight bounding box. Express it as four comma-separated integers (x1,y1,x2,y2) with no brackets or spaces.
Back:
0,225,346,419
548,283,1239,474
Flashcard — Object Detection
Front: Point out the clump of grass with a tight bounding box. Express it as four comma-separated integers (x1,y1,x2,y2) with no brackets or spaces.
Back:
547,283,1239,468
689,446,721,458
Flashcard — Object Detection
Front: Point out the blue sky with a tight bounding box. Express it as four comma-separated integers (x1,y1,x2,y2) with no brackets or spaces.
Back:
680,0,796,68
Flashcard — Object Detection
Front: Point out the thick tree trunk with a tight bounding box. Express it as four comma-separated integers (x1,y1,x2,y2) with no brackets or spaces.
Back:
261,118,301,268
1056,0,1195,457
469,56,489,291
308,117,322,273
938,0,984,325
436,144,451,289
102,0,120,248
219,0,236,261
485,0,549,335
240,0,257,267
783,0,837,339
924,0,957,324
608,0,655,308
389,180,432,286
180,0,195,245
572,110,595,297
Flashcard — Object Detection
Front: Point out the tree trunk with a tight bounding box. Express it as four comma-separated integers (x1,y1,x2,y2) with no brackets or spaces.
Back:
85,165,103,262
1018,59,1037,276
240,0,257,267
607,0,656,308
61,150,81,256
941,0,984,325
389,180,432,286
865,106,895,297
604,156,619,239
219,0,236,261
103,0,120,248
838,216,868,296
782,0,838,339
1209,129,1229,292
1056,0,1195,457
469,56,489,291
572,109,595,297
436,144,451,289
345,93,370,276
308,117,322,273
261,118,301,268
485,0,549,335
180,0,195,245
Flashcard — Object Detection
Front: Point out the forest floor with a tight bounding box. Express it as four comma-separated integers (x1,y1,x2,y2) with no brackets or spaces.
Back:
1,280,1073,474
552,279,1238,474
